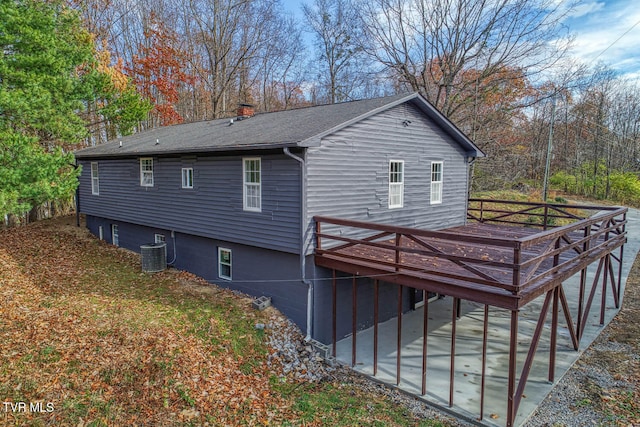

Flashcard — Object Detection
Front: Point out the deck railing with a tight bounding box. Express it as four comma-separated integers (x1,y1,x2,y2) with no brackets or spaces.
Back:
314,200,627,307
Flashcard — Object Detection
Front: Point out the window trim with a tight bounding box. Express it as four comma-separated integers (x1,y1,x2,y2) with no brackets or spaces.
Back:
218,247,232,281
430,161,443,205
181,167,194,189
242,157,261,212
388,159,405,209
140,157,154,187
91,162,99,195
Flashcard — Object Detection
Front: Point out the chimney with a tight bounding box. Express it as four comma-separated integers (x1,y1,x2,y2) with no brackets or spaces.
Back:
237,103,255,120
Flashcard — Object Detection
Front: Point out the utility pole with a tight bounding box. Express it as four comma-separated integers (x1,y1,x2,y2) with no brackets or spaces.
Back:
543,94,556,202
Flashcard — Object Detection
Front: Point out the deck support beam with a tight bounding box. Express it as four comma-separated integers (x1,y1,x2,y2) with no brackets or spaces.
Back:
506,310,519,427
373,279,379,376
397,285,403,386
449,297,458,407
332,269,337,357
480,304,489,420
352,276,357,367
316,202,627,427
421,290,429,396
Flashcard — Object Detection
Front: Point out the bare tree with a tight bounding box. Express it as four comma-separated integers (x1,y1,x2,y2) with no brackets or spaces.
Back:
303,0,367,104
356,0,574,121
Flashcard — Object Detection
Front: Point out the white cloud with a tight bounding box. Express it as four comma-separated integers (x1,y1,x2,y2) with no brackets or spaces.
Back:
568,1,604,19
565,0,640,76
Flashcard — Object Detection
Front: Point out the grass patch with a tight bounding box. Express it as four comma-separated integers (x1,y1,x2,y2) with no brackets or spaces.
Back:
287,382,446,426
0,216,453,426
470,189,588,227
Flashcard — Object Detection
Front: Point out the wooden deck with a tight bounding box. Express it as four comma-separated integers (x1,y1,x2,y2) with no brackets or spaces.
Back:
315,201,627,310
314,200,628,427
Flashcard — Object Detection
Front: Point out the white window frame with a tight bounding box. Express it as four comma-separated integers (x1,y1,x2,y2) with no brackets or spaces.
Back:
91,162,99,195
218,247,232,280
243,157,261,212
181,167,193,189
111,224,119,247
140,158,154,187
98,226,104,240
388,160,404,209
155,233,167,257
431,161,443,204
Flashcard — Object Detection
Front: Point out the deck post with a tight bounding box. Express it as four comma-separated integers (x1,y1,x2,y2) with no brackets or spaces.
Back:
507,310,519,427
543,205,549,230
395,233,401,272
480,304,489,420
352,276,357,367
374,280,379,376
549,286,559,381
513,243,521,292
449,297,458,407
600,254,609,325
422,290,429,396
332,269,337,357
397,284,403,386
316,220,322,251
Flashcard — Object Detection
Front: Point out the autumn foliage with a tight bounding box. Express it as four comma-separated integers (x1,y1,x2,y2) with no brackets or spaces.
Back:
0,217,295,425
129,13,194,127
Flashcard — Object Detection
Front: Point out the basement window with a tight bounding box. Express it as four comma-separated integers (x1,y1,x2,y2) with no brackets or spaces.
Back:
218,248,232,280
111,224,119,247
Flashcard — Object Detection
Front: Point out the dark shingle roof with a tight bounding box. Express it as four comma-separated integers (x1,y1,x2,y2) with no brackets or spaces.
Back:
75,92,484,158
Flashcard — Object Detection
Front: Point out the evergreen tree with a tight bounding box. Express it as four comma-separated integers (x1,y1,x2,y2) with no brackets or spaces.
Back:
0,0,149,217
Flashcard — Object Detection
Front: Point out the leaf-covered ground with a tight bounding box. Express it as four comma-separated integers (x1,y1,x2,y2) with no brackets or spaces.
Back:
0,217,447,426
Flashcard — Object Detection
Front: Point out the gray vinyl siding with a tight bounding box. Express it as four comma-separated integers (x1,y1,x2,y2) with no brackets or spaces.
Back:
305,102,470,254
79,154,301,253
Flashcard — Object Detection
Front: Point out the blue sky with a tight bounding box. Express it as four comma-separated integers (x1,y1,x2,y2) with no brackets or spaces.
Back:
563,0,640,80
282,0,640,80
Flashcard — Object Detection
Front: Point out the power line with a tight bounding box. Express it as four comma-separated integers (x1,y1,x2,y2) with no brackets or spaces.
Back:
591,18,640,63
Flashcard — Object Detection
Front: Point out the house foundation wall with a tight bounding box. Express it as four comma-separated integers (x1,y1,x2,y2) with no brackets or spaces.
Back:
86,215,308,330
310,262,416,344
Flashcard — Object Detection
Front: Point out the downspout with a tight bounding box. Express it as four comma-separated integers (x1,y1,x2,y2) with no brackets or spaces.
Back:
73,160,80,227
283,147,314,341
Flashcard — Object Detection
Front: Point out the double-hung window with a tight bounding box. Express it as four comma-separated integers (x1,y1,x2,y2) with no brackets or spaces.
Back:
431,161,443,204
388,160,404,209
140,158,154,187
243,158,261,211
91,162,99,195
182,167,194,189
218,248,232,280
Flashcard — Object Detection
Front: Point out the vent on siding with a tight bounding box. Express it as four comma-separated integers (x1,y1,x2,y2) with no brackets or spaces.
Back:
140,243,167,273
